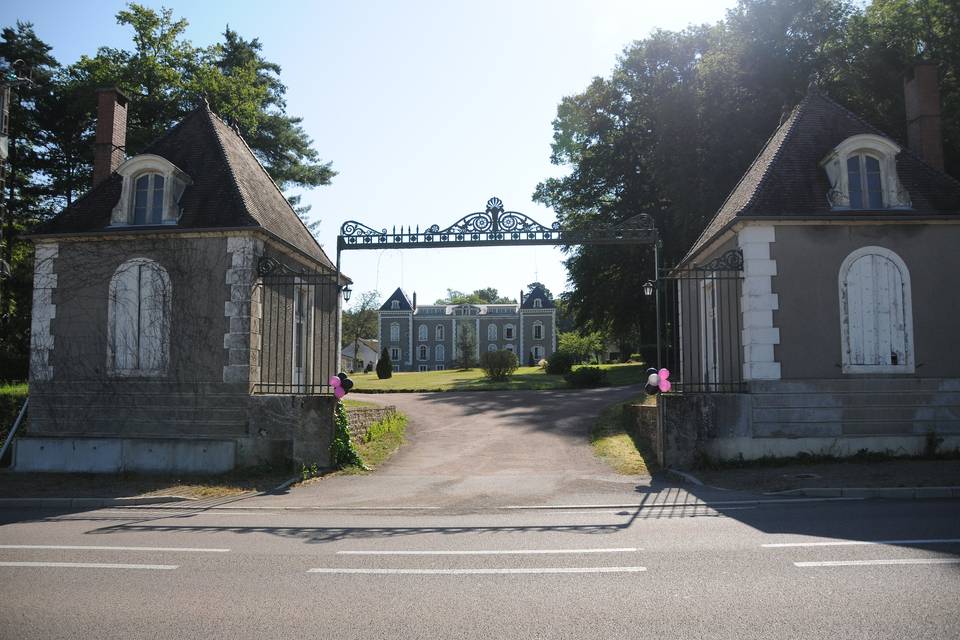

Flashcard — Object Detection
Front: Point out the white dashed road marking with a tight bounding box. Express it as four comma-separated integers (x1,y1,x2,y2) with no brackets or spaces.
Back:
308,566,647,575
336,547,640,556
794,559,960,568
0,561,178,570
763,538,960,548
0,545,230,553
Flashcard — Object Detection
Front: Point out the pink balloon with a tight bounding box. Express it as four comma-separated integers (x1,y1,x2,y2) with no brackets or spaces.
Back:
658,368,670,381
334,386,346,399
659,379,672,393
329,376,342,388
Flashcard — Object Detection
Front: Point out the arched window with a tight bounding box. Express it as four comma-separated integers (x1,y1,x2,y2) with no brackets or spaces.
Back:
487,343,498,352
487,324,498,341
533,298,542,308
435,344,445,362
391,300,400,310
418,324,428,341
132,173,165,224
504,324,515,340
436,325,445,340
418,345,428,361
532,345,543,360
847,154,883,209
390,323,400,342
108,258,171,375
390,347,401,362
505,343,515,353
839,246,914,373
533,321,543,340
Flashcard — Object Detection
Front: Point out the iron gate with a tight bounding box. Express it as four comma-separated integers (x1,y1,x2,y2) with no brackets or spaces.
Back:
253,258,340,395
660,249,745,393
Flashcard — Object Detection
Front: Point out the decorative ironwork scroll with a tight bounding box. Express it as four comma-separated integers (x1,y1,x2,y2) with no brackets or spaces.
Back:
693,249,744,272
337,197,657,252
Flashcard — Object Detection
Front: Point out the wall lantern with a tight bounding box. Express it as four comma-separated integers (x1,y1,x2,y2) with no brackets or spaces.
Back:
642,280,655,297
341,284,352,302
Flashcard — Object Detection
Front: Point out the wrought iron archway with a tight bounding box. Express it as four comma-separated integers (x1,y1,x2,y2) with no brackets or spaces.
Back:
335,196,662,363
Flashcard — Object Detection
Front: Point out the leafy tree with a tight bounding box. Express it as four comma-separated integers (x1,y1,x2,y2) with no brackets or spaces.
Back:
435,287,515,305
558,331,606,363
341,290,380,366
0,22,60,378
454,323,477,369
525,281,554,301
376,347,392,379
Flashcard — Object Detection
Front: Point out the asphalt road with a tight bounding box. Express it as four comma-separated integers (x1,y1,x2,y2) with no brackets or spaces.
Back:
1,499,958,639
2,390,959,638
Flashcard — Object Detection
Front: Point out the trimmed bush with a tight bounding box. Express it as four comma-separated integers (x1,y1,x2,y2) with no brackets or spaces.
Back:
480,350,519,381
565,366,609,388
376,348,393,379
545,350,576,375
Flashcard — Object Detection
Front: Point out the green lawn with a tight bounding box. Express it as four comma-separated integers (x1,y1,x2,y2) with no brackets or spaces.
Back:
351,363,647,393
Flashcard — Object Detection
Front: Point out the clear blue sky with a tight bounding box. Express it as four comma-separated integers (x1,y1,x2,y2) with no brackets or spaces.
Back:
8,0,736,307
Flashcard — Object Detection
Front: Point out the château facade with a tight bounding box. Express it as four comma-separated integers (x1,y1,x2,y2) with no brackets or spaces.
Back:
378,285,557,371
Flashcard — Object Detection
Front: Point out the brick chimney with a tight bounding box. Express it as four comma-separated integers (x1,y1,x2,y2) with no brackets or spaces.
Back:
904,63,944,170
92,87,129,188
412,292,417,311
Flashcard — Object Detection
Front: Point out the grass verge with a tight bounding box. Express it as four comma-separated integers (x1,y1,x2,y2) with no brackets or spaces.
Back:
340,411,408,475
590,396,656,475
353,363,647,393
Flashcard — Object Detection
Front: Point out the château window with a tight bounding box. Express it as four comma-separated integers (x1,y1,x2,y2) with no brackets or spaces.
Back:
487,324,498,341
533,299,542,308
504,324,514,340
108,258,171,376
418,345,428,361
435,344,445,362
821,134,910,210
488,343,498,352
390,323,400,342
111,154,191,226
436,325,445,340
505,343,515,353
533,322,543,340
390,347,401,361
391,300,400,310
418,324,428,341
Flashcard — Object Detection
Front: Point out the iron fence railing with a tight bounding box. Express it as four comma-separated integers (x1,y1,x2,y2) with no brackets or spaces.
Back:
660,249,745,393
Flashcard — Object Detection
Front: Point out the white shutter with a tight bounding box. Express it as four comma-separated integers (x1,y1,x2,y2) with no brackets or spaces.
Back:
112,264,140,371
138,263,169,372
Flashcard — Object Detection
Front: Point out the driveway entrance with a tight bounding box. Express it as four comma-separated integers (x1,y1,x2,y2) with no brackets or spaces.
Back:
253,386,651,510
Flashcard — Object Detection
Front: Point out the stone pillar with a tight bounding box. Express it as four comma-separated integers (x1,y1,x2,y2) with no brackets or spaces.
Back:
29,242,58,382
738,226,780,380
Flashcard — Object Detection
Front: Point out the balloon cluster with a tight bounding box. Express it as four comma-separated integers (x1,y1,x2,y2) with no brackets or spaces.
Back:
644,367,671,395
329,372,355,400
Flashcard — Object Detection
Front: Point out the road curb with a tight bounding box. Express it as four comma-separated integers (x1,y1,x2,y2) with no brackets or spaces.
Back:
0,495,191,510
764,486,960,499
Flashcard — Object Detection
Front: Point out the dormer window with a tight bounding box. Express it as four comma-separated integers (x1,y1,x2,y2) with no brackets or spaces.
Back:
133,173,165,224
533,298,542,308
111,154,191,226
391,300,400,310
821,134,910,210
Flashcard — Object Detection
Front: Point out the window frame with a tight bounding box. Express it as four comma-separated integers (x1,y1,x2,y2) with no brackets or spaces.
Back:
110,154,191,226
107,257,171,377
418,344,428,361
390,322,400,342
533,321,543,340
435,324,445,341
820,134,911,211
390,347,401,362
418,324,428,341
435,344,445,362
838,246,915,374
504,324,515,340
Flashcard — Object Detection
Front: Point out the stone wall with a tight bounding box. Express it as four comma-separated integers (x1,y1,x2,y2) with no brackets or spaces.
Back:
346,406,398,442
622,403,663,468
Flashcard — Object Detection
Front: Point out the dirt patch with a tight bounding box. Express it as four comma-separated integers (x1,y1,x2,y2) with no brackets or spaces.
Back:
695,459,960,493
0,468,294,500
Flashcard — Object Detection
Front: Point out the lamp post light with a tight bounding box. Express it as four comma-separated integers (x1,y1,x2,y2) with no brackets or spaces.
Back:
341,284,352,302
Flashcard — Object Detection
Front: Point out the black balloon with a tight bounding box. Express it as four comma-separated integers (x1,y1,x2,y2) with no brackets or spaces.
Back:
645,383,660,395
337,372,348,382
341,378,354,392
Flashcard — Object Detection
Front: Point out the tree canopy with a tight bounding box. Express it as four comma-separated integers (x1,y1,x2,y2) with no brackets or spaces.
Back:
435,287,516,305
535,0,960,345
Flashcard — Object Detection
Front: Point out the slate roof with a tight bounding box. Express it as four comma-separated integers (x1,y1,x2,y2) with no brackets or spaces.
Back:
683,90,960,264
34,104,334,269
380,287,413,311
520,284,555,309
